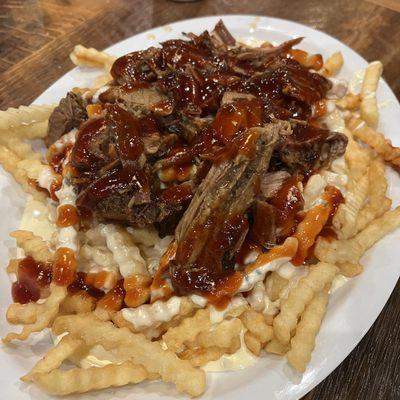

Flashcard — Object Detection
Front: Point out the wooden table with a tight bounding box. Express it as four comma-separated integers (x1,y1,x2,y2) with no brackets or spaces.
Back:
1,1,399,399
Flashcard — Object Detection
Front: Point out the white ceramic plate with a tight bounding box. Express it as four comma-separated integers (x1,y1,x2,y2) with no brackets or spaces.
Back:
1,15,399,400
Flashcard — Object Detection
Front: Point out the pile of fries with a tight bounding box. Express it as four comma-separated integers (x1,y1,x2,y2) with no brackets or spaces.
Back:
1,38,400,398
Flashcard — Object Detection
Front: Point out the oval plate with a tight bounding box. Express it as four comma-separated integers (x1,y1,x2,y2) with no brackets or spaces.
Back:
1,15,399,400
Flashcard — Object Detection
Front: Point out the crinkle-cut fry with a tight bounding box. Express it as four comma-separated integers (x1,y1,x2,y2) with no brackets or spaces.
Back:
193,318,242,350
244,331,262,356
53,314,206,397
266,272,289,302
348,116,400,167
6,258,20,273
338,262,363,278
0,104,54,131
127,226,161,247
336,93,361,110
273,263,337,345
240,310,273,344
0,145,46,200
333,173,369,239
70,45,116,69
60,292,96,314
10,230,53,263
3,284,66,343
0,136,40,160
180,346,226,367
265,338,290,355
0,120,49,139
99,223,148,277
163,308,211,353
355,157,391,233
360,61,382,128
17,159,56,183
321,51,343,77
22,334,85,382
113,298,195,340
287,285,330,373
33,361,157,395
315,206,400,265
6,302,40,325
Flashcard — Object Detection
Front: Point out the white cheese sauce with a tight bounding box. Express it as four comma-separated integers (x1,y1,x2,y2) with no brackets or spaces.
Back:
122,296,182,329
99,223,147,277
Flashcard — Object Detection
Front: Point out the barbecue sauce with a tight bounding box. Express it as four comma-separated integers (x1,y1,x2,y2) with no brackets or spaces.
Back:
12,257,52,304
170,213,248,298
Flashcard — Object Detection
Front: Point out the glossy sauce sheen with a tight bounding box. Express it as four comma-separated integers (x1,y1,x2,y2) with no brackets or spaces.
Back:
57,204,79,227
270,176,304,239
52,247,77,286
12,257,52,304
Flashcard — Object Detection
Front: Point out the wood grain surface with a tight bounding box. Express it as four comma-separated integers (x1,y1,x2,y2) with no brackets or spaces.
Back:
0,1,399,399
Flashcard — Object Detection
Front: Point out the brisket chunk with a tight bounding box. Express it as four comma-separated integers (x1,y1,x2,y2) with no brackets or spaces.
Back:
46,92,87,146
169,123,286,296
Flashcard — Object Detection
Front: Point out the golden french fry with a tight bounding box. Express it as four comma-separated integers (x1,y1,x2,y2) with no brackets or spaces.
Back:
360,61,382,128
10,230,53,263
60,292,97,314
240,310,273,344
355,157,391,233
343,127,372,181
0,145,46,200
315,206,400,265
338,262,363,277
6,302,40,325
1,120,49,139
265,272,289,302
23,334,84,381
244,331,262,356
348,116,400,167
287,286,330,373
264,338,290,355
163,308,210,353
180,346,226,367
321,51,344,77
336,93,361,110
194,318,242,350
3,284,67,343
53,314,206,397
333,173,369,239
6,258,20,273
273,263,337,345
0,104,54,131
0,136,40,160
33,361,157,395
70,45,116,70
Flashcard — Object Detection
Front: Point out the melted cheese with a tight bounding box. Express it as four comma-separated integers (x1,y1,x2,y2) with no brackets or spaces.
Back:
19,196,56,241
37,166,57,193
203,329,257,372
239,257,291,292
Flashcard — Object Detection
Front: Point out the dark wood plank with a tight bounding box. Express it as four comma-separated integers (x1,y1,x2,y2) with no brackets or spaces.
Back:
0,1,399,399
